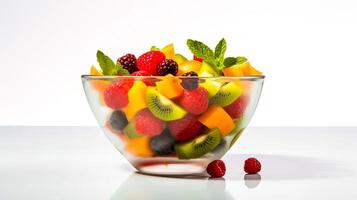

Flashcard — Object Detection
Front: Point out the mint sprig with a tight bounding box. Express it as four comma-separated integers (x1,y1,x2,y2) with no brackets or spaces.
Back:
214,38,227,68
96,50,129,75
223,56,248,68
186,39,216,66
186,38,227,70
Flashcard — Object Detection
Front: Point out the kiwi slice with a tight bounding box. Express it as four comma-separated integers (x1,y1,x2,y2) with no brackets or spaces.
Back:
175,128,222,159
147,87,187,121
210,82,242,107
123,121,141,139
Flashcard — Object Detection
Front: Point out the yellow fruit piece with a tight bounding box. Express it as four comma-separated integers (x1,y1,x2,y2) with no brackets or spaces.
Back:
223,62,262,76
90,66,110,95
177,60,202,76
198,105,235,136
223,65,244,76
123,81,148,120
156,74,183,99
125,137,154,157
90,65,102,75
161,44,175,59
246,64,263,76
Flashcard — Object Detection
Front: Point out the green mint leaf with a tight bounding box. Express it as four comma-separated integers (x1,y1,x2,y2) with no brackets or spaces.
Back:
223,57,237,67
186,39,216,65
115,63,129,75
236,56,247,64
223,56,248,68
214,38,227,69
96,50,116,75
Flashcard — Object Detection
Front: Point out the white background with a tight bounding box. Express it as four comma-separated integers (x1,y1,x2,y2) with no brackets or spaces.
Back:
0,0,356,126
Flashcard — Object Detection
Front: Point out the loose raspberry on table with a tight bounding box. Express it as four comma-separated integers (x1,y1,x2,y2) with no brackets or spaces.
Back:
244,157,261,174
207,160,226,178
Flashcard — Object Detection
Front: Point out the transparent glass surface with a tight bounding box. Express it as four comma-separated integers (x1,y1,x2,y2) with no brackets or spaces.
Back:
82,75,264,175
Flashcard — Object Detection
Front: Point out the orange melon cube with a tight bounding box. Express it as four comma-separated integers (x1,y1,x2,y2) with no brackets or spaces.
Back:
161,44,175,59
123,81,148,120
156,75,183,99
125,137,154,157
198,105,235,136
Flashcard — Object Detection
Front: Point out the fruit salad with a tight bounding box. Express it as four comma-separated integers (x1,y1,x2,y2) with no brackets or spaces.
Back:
84,38,263,173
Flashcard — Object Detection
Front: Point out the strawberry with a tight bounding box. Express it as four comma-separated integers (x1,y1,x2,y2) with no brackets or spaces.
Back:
137,51,166,75
168,114,202,142
178,87,209,115
224,95,249,119
135,109,164,137
104,80,133,109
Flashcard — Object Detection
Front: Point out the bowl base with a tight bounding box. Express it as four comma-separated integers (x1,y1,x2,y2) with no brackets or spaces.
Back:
134,160,209,176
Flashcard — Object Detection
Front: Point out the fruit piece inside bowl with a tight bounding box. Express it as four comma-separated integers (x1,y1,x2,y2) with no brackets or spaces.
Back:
82,38,264,175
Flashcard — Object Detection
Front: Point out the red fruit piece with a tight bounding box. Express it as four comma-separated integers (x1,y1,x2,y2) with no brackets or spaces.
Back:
104,80,133,109
135,109,164,137
207,160,226,178
131,70,155,86
137,51,166,75
193,55,203,62
131,70,151,76
224,95,249,119
244,157,261,174
179,87,209,115
168,114,202,142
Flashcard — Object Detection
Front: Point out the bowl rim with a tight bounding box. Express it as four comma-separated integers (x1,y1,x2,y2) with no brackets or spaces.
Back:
81,75,265,80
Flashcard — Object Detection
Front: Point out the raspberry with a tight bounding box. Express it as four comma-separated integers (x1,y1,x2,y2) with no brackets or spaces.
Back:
207,160,226,178
131,70,155,86
224,95,249,119
157,59,178,76
137,51,166,75
178,87,209,115
135,109,164,137
104,80,133,109
244,158,261,174
181,71,198,90
168,114,202,142
193,55,203,62
118,53,138,73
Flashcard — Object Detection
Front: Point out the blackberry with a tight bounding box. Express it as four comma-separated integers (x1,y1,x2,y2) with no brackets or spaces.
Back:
118,53,138,73
150,129,176,155
156,59,178,76
181,71,198,90
109,110,128,131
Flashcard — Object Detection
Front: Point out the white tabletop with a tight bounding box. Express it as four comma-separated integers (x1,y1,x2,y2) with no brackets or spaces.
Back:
0,126,356,199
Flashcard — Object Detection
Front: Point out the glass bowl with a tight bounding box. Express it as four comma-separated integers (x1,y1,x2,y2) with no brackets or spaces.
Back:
82,75,264,175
